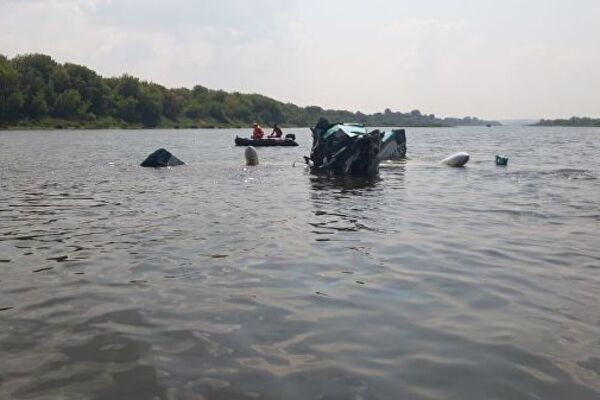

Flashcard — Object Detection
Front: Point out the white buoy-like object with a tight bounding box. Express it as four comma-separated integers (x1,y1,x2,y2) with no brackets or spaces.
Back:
441,152,470,167
245,146,259,166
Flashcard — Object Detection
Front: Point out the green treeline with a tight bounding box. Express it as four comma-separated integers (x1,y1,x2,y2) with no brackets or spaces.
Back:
0,53,499,129
535,117,600,127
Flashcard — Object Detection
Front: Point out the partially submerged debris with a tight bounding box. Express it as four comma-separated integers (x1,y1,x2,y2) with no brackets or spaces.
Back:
245,146,259,166
441,152,470,167
140,148,185,168
496,155,509,166
306,118,407,178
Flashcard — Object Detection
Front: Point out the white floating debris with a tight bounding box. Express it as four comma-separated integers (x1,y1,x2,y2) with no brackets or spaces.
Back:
441,152,470,167
245,146,259,166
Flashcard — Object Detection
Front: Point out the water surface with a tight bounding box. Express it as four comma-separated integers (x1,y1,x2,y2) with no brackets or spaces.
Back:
1,127,599,399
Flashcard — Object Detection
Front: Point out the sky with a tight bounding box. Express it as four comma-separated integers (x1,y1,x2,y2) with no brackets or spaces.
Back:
1,0,599,120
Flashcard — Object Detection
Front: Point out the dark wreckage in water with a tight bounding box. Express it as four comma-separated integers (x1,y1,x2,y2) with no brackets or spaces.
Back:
305,118,407,177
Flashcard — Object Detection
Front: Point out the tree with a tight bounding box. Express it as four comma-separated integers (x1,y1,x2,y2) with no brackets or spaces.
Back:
5,91,25,120
305,106,323,116
64,63,109,116
53,89,85,119
51,67,71,93
0,57,19,93
211,90,227,102
208,102,227,123
116,74,141,98
30,91,49,119
193,85,208,97
0,57,21,120
138,89,163,127
184,102,204,119
86,83,110,117
113,96,139,122
11,54,57,82
163,91,184,120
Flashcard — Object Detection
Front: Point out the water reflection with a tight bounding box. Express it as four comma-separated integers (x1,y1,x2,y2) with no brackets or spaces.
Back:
379,159,407,190
309,175,382,193
308,176,386,238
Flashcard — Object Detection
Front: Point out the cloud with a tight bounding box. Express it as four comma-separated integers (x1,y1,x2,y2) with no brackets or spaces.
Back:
0,0,287,86
1,0,599,118
387,18,467,36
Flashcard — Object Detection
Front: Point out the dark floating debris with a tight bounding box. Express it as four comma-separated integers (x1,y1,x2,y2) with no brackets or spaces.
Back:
496,155,509,166
140,148,185,168
46,255,68,262
315,291,328,297
0,307,14,312
33,267,54,273
356,281,366,285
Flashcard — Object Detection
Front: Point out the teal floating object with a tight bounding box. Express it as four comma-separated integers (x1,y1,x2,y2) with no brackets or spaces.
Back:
495,155,509,166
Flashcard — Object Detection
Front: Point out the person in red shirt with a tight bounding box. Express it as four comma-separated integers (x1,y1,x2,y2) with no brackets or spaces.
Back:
251,123,264,139
269,123,283,138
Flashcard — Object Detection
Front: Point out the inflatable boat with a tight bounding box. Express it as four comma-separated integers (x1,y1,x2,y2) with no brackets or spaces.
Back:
234,135,298,147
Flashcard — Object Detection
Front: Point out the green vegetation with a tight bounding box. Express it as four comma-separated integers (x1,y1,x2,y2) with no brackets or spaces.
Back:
1,53,499,129
535,117,600,127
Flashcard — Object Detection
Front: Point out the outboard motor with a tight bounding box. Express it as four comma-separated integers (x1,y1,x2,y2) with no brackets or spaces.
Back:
285,133,296,141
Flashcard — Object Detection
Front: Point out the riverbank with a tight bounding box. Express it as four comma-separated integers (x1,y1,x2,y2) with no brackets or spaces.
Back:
1,117,500,131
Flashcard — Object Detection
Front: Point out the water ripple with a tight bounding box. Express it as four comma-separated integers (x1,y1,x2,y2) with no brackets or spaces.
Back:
0,127,599,399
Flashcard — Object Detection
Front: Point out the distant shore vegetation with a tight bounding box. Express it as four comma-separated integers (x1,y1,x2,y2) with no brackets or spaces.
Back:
535,117,600,127
1,53,499,130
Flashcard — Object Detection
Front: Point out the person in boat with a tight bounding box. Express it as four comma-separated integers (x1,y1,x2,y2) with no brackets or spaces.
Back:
251,123,264,139
269,123,283,139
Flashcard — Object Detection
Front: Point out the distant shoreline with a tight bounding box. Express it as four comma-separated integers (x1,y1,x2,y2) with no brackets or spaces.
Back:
0,118,498,131
0,117,496,131
534,117,600,127
0,124,496,131
533,124,600,127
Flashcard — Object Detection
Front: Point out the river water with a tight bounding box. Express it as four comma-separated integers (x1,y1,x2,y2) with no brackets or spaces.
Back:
0,127,599,400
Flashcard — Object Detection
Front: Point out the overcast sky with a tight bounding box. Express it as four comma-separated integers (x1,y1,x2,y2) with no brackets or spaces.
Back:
1,0,599,119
